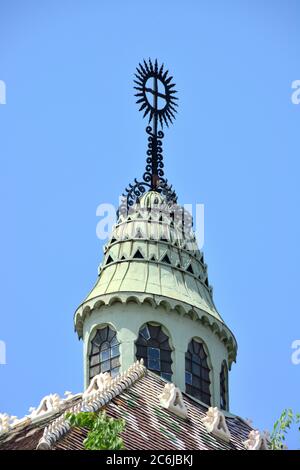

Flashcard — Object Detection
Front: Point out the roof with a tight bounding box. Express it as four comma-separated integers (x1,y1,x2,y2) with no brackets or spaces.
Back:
0,361,264,451
78,191,220,321
74,192,237,364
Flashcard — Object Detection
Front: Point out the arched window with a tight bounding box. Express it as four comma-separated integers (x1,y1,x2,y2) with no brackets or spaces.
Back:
89,326,120,381
220,361,228,411
185,339,211,405
135,323,172,381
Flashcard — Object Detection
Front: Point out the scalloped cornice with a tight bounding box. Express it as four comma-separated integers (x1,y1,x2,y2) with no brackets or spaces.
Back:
74,291,237,367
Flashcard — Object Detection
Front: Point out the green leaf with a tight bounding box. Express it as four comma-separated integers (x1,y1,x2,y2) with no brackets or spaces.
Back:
68,410,125,450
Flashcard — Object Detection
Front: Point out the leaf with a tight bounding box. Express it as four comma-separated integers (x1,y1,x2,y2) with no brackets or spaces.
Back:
68,410,126,450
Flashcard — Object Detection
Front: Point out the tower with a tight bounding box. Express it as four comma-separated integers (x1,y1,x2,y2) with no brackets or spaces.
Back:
74,60,237,411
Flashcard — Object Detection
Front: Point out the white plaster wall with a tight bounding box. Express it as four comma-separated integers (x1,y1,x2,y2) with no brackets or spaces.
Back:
82,301,229,407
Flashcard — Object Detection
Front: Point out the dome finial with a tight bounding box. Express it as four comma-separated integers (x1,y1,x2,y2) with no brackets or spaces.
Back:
120,60,178,214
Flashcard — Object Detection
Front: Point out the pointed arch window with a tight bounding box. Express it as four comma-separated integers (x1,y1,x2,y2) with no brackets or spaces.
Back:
185,339,211,405
220,361,228,411
136,323,172,381
89,326,120,381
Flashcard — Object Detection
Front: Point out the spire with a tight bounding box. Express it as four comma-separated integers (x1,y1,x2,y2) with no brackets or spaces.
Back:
121,59,178,212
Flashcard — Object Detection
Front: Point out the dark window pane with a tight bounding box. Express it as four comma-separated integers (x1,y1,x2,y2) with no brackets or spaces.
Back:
185,371,192,385
202,393,211,406
185,339,211,405
90,365,100,377
160,340,172,351
191,354,201,365
202,368,210,381
111,367,119,378
193,376,201,389
91,344,100,354
149,358,160,371
136,345,147,357
140,325,150,340
90,354,100,366
111,356,120,369
161,372,172,381
192,362,200,376
107,328,115,342
202,381,210,393
135,323,172,380
101,341,110,351
100,349,110,362
111,335,119,346
220,362,228,410
148,347,160,360
92,333,101,347
161,350,171,361
161,360,172,373
149,325,159,339
101,360,110,372
89,326,120,382
157,330,168,343
111,345,119,358
193,341,200,355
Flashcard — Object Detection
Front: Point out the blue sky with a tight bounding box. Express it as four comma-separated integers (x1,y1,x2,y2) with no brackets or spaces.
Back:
0,0,299,448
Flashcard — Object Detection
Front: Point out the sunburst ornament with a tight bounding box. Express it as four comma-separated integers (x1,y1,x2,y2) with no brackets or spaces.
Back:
134,59,178,128
120,59,179,214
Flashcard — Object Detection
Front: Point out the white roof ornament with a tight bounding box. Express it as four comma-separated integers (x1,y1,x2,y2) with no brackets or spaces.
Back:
83,372,112,399
29,393,61,422
36,437,51,450
243,430,269,450
202,407,231,443
64,391,75,400
0,414,18,435
36,359,146,450
158,383,188,419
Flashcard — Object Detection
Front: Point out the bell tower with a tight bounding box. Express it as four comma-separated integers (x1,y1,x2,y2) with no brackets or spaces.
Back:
74,59,237,411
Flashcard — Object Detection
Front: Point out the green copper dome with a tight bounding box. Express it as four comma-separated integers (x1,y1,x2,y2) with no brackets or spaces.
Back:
74,192,237,366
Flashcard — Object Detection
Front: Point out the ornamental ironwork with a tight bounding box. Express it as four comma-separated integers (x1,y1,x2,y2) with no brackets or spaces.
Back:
121,59,179,211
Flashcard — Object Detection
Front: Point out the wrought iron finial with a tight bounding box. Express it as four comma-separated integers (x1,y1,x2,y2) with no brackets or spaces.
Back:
120,59,178,213
134,59,178,129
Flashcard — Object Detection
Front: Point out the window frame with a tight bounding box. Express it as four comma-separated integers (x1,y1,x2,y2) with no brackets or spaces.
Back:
220,360,229,411
135,322,173,381
88,325,120,381
185,338,212,405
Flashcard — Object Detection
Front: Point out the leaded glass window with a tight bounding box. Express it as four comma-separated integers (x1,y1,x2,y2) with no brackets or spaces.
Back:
185,339,211,405
89,326,120,381
220,361,228,411
136,323,172,381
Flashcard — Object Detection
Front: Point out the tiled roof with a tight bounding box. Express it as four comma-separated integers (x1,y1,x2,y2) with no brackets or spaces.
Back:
0,366,255,451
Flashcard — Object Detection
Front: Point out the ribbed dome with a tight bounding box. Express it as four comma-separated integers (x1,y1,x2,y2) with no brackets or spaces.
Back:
138,190,165,208
75,192,230,334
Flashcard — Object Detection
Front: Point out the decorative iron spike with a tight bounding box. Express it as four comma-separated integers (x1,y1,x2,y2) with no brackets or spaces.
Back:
121,60,179,212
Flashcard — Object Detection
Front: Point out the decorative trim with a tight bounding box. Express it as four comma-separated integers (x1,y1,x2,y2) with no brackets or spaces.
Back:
158,383,187,419
0,390,82,438
74,292,237,366
202,407,231,443
29,394,61,423
82,372,112,398
36,360,146,450
243,430,269,450
0,414,18,436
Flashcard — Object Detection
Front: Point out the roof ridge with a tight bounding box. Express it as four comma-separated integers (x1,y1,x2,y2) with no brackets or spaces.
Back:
36,360,146,450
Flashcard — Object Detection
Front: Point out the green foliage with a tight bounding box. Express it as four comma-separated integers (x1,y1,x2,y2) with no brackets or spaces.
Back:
270,408,300,450
66,411,126,450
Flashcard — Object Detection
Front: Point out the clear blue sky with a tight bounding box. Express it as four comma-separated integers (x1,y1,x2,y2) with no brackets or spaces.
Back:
0,0,299,448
